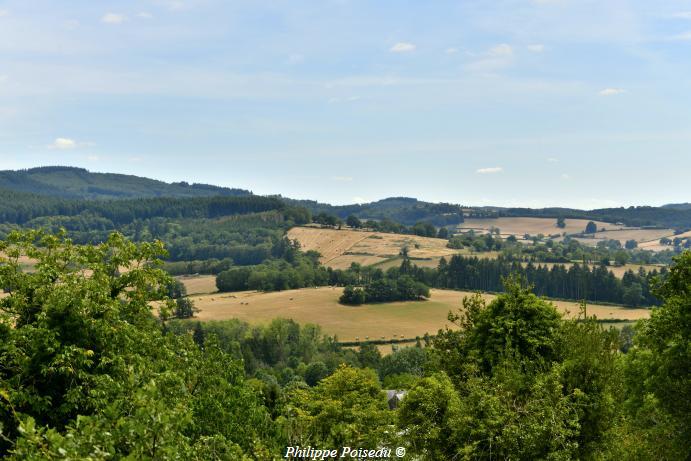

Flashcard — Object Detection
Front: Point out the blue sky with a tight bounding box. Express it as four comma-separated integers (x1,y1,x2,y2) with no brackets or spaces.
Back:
1,0,690,208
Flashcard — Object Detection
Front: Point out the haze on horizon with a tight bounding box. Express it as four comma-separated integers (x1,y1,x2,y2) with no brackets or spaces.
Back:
1,0,690,209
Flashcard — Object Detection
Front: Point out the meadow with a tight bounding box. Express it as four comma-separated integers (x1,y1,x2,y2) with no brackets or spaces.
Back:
458,216,678,250
185,286,650,343
287,226,477,269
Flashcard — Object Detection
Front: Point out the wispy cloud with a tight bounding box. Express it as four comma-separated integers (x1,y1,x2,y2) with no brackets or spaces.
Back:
671,31,691,41
48,138,77,149
547,157,558,163
47,137,93,150
137,12,153,19
101,13,127,24
599,88,626,96
0,9,9,17
476,167,503,174
488,44,512,56
331,176,353,181
672,11,691,19
527,44,545,53
467,44,514,72
445,47,459,54
390,42,416,53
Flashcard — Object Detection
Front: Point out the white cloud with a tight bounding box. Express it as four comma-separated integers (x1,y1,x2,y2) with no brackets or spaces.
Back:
137,12,153,19
599,88,626,96
467,44,514,72
445,47,459,54
672,11,691,19
352,196,367,204
547,157,558,163
331,176,353,181
0,9,9,17
328,95,361,104
48,138,77,150
527,44,545,53
47,137,94,150
561,173,570,180
671,31,691,41
86,155,100,162
128,156,144,163
390,42,416,53
488,44,513,56
476,167,503,174
101,13,127,24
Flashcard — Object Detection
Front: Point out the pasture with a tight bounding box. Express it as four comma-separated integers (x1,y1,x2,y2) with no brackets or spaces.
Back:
458,217,620,237
189,287,650,342
287,226,474,269
457,217,679,252
177,274,218,295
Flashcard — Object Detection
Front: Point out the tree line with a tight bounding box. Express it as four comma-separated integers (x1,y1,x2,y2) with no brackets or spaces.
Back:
428,255,659,307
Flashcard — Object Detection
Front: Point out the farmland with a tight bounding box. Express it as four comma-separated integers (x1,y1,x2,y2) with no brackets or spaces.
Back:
458,216,620,237
287,226,473,269
458,216,680,251
187,286,650,342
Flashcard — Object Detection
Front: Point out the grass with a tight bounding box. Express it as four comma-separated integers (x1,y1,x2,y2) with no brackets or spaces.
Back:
177,275,218,295
458,217,620,237
287,226,481,269
188,287,651,342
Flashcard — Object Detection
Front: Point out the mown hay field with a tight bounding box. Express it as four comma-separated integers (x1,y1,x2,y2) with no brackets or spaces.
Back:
457,217,620,237
287,227,476,269
177,275,218,295
189,287,651,342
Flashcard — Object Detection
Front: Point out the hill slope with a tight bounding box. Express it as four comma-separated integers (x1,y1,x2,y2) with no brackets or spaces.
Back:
283,196,465,226
0,166,250,199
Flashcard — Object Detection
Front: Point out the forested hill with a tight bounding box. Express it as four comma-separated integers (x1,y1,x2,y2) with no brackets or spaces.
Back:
0,166,250,199
0,188,286,225
282,196,465,226
2,167,689,229
663,203,691,210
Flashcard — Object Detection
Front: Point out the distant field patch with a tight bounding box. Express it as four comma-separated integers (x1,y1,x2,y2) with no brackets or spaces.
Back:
458,217,678,252
189,287,651,342
287,226,478,269
524,262,666,279
458,217,620,237
177,275,217,295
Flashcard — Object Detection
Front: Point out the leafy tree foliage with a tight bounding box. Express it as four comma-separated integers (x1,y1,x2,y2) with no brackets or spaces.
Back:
0,231,275,458
281,365,393,449
619,251,691,458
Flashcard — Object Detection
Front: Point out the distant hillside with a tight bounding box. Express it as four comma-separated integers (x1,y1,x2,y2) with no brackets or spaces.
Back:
663,203,691,211
0,166,250,199
0,187,285,225
282,196,465,226
499,207,691,230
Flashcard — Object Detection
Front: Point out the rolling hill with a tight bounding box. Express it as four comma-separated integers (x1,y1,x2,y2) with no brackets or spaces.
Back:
0,166,251,199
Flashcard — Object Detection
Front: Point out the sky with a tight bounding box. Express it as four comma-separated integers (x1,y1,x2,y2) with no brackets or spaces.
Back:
1,0,690,209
